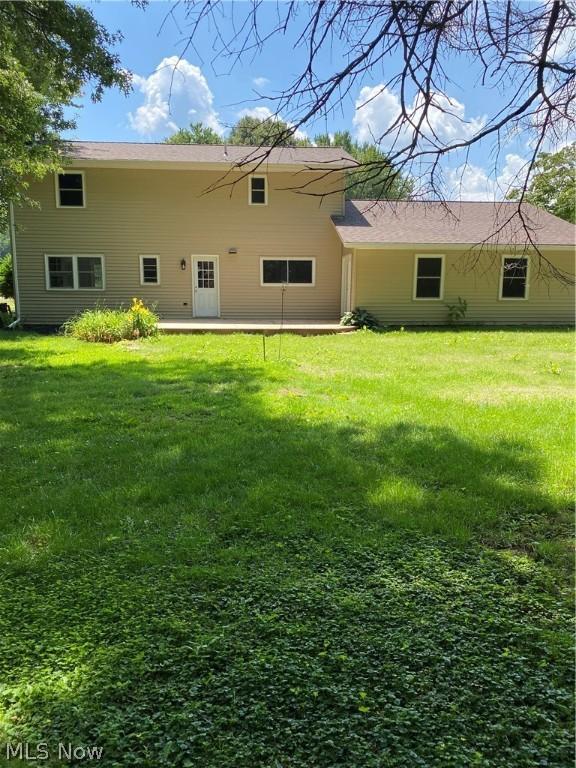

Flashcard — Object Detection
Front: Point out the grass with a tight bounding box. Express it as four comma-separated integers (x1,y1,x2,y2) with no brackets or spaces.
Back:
0,328,573,767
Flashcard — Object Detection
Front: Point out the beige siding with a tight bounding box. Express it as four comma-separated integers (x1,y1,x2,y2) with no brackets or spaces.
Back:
14,168,345,324
354,248,575,325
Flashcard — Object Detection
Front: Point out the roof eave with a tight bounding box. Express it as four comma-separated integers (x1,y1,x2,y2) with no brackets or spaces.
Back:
66,158,352,172
340,240,575,251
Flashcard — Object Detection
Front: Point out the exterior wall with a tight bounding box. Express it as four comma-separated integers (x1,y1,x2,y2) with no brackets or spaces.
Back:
14,168,345,324
354,248,575,325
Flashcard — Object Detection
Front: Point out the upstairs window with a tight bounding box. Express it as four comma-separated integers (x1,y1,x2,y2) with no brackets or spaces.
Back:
413,255,444,299
139,255,160,285
500,256,529,299
249,175,267,205
45,255,104,290
56,172,85,207
261,258,314,286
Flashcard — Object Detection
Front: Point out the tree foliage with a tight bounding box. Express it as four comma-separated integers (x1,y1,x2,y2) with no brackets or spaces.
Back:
0,254,14,300
165,122,222,145
0,1,130,229
508,143,575,224
228,116,310,147
314,131,413,200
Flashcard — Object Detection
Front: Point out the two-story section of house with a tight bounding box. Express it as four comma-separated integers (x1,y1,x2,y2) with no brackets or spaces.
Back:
11,142,353,326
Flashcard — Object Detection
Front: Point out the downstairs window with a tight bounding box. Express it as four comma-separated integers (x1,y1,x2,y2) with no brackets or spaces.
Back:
261,259,314,285
45,255,104,290
500,256,529,299
140,255,160,285
414,255,444,299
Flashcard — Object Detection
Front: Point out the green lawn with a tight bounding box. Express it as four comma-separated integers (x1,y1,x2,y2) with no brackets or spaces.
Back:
0,328,573,767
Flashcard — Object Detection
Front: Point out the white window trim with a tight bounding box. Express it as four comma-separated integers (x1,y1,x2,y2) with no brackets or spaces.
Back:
249,175,268,206
499,253,530,301
139,254,161,286
44,254,105,291
260,257,316,287
55,171,86,209
412,254,445,301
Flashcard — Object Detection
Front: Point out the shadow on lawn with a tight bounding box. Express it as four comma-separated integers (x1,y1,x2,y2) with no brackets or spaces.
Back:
0,350,567,562
0,349,572,767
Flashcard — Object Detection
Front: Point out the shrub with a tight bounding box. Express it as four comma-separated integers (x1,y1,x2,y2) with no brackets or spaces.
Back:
0,254,14,300
445,296,468,324
340,307,380,330
63,298,159,343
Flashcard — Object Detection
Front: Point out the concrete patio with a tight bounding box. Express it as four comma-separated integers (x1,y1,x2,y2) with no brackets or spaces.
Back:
158,319,355,335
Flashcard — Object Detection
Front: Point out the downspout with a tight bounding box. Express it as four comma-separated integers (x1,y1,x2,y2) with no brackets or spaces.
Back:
7,201,21,328
350,248,356,311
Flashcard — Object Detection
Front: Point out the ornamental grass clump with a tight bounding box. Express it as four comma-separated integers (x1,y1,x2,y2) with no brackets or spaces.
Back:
63,298,159,342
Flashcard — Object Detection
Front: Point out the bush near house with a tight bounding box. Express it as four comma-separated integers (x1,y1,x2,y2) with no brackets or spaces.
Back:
340,307,380,330
0,253,14,300
63,298,159,342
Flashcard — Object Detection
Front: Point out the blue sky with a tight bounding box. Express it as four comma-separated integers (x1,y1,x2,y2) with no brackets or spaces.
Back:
67,1,567,200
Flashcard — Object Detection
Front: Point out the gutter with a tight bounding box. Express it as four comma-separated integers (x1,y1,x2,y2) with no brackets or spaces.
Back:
69,159,355,172
339,240,575,252
6,201,21,328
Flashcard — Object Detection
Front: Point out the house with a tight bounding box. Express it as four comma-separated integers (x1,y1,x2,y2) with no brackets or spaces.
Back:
9,141,575,328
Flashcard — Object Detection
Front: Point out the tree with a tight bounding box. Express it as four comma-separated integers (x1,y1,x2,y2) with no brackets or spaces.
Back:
228,116,311,147
0,254,14,300
0,1,130,229
0,232,10,259
173,1,575,283
314,131,413,200
508,143,575,224
165,122,223,144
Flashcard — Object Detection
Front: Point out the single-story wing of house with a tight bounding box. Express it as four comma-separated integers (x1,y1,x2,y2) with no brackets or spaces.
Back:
9,141,575,327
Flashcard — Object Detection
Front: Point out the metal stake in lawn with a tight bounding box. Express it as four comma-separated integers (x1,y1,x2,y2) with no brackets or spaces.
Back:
278,282,287,361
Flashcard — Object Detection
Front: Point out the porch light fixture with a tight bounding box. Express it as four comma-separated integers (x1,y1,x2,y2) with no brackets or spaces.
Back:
180,259,187,270
228,247,238,254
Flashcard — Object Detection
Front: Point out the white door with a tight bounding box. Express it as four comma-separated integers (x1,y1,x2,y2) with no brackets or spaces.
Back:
193,256,219,317
341,253,352,314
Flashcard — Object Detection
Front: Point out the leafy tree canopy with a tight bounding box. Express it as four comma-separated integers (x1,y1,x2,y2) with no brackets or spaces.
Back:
165,122,222,145
314,131,413,200
228,116,311,148
0,254,14,300
508,144,575,224
0,1,130,229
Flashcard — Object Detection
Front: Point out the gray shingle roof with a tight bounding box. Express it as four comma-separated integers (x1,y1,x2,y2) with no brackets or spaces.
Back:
63,140,355,168
332,200,576,247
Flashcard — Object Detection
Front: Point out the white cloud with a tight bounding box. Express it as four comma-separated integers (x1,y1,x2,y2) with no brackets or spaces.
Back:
129,56,223,137
237,106,275,121
445,153,527,201
252,77,270,89
549,27,575,64
353,85,485,149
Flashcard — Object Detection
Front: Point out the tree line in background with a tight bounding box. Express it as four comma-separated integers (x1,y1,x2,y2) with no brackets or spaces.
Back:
166,118,414,201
